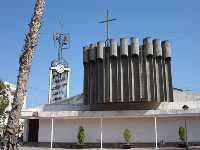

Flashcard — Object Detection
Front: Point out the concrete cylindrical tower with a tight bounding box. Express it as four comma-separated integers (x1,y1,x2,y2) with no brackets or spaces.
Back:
83,46,89,104
129,37,140,102
97,41,104,59
96,42,104,104
130,37,139,56
88,44,97,104
144,37,153,56
83,46,89,63
110,39,118,57
153,39,162,57
162,40,173,102
120,38,128,56
119,38,129,102
153,39,165,101
162,40,172,59
143,37,154,101
109,39,118,102
89,44,96,61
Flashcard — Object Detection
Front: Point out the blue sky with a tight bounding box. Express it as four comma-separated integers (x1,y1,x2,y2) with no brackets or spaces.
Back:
0,0,200,107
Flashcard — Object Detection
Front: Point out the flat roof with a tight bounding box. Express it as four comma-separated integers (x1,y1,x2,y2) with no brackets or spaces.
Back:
21,108,200,119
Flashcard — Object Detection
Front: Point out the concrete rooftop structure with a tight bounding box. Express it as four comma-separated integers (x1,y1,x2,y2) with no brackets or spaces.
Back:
83,37,173,110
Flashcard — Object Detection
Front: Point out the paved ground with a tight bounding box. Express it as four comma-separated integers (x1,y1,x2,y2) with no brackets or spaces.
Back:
19,148,150,150
18,146,200,150
18,149,157,150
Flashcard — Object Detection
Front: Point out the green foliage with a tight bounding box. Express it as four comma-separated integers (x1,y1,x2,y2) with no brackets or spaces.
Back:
0,113,7,129
0,81,9,114
0,81,10,132
123,128,132,144
179,127,185,142
77,126,85,145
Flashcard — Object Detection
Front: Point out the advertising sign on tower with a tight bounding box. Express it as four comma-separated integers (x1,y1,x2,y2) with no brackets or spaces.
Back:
49,63,70,103
48,30,71,104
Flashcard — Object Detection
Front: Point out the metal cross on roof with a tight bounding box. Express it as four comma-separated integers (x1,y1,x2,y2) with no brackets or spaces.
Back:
99,9,117,46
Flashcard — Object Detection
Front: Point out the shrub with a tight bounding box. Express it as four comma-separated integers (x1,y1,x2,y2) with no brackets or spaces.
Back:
77,126,85,145
123,128,132,144
179,127,185,142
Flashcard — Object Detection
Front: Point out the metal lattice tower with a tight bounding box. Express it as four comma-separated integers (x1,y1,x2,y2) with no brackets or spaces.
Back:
53,32,70,64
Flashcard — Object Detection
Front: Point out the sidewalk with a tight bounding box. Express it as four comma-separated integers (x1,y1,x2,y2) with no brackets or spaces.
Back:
18,147,200,150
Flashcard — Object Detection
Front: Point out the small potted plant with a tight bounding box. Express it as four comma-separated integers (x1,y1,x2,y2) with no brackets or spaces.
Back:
123,128,133,149
76,126,86,149
178,126,186,148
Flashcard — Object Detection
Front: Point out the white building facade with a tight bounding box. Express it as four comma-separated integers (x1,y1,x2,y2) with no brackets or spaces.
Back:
4,81,27,111
21,89,200,148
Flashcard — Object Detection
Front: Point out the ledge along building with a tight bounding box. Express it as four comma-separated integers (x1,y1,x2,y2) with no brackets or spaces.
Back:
21,37,200,149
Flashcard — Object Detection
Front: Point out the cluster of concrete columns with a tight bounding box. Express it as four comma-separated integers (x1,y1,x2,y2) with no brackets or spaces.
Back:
83,37,173,105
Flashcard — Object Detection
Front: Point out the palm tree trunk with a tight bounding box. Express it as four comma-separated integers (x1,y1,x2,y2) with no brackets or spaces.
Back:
5,0,45,149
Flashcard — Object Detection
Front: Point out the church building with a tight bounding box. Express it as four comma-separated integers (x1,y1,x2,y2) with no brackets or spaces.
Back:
21,36,200,149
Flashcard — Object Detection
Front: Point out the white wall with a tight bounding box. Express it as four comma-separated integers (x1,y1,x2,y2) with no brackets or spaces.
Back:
53,119,100,143
38,119,51,142
187,117,200,142
38,117,200,143
38,118,101,143
102,118,155,143
157,117,200,143
23,119,29,142
157,117,183,142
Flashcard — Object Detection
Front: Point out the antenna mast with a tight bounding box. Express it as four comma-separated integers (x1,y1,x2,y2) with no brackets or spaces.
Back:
48,22,71,104
53,22,70,63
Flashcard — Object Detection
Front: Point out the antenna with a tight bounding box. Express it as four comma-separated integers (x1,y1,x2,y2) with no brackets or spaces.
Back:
53,32,56,48
59,19,64,33
53,21,70,63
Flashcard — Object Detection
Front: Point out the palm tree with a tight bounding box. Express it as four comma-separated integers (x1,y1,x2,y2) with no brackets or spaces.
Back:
4,0,45,149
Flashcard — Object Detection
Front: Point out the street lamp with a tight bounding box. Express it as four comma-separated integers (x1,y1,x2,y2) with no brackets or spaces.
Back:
182,105,189,150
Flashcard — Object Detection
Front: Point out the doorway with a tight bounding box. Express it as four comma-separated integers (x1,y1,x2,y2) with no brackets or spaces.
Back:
28,119,39,142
